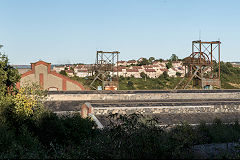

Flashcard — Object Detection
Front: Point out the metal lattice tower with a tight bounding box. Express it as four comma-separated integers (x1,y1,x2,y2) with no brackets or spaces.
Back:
90,51,120,90
175,40,221,89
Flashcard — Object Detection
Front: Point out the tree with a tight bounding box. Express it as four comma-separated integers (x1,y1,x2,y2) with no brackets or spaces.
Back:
127,81,134,90
166,61,172,69
176,72,182,77
170,54,178,61
163,71,168,78
140,72,147,78
59,70,68,76
157,58,164,62
0,53,20,95
140,72,147,81
148,57,155,64
13,83,47,119
138,58,150,66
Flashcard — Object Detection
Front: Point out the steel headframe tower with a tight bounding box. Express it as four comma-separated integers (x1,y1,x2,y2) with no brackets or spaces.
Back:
175,40,221,89
90,51,120,90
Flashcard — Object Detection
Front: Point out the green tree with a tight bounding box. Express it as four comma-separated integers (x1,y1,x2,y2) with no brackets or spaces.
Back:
158,58,164,62
0,53,20,95
166,61,172,69
148,57,155,64
138,58,150,66
176,72,182,77
59,70,68,76
13,83,48,120
140,72,147,79
163,71,168,78
127,81,134,90
170,54,178,61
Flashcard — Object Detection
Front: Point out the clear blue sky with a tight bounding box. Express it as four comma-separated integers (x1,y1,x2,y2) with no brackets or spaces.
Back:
0,0,239,65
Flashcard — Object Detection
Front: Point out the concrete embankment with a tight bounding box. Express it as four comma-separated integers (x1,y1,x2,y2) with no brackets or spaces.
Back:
45,89,240,112
47,89,240,102
45,90,240,126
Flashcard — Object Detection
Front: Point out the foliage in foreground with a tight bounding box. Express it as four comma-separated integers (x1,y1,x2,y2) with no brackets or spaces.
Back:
2,93,240,160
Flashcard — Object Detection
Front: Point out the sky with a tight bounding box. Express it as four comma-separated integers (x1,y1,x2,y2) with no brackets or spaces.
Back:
0,0,239,65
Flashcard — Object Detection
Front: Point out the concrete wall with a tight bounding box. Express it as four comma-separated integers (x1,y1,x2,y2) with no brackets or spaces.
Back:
47,91,240,101
46,90,240,126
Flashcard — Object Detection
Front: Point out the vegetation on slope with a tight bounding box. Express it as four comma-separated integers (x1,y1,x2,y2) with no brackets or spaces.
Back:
71,60,240,90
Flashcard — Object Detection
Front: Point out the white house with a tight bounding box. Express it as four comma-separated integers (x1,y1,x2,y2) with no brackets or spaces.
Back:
53,65,65,73
145,69,157,78
76,69,89,77
168,68,177,77
126,60,138,66
66,70,74,77
156,68,168,77
172,61,182,68
117,61,127,66
126,69,140,78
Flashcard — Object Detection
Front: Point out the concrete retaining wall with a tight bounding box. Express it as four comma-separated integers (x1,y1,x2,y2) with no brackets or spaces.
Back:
47,91,240,101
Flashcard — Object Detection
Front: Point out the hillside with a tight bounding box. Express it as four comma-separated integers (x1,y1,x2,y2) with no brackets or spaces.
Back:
71,61,240,90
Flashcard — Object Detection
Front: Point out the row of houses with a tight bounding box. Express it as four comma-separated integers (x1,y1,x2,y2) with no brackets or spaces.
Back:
52,60,185,78
113,64,184,78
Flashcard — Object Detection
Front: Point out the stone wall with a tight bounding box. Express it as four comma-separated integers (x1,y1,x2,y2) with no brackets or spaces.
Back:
91,104,240,115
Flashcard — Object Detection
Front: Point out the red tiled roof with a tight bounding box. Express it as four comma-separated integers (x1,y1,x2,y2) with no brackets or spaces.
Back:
160,69,168,72
127,60,137,63
159,64,165,67
117,61,126,63
78,69,88,72
132,66,142,69
126,69,139,72
145,69,156,72
143,65,153,68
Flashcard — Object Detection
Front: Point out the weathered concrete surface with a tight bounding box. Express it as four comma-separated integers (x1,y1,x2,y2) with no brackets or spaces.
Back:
46,90,240,111
45,90,240,126
47,91,240,101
